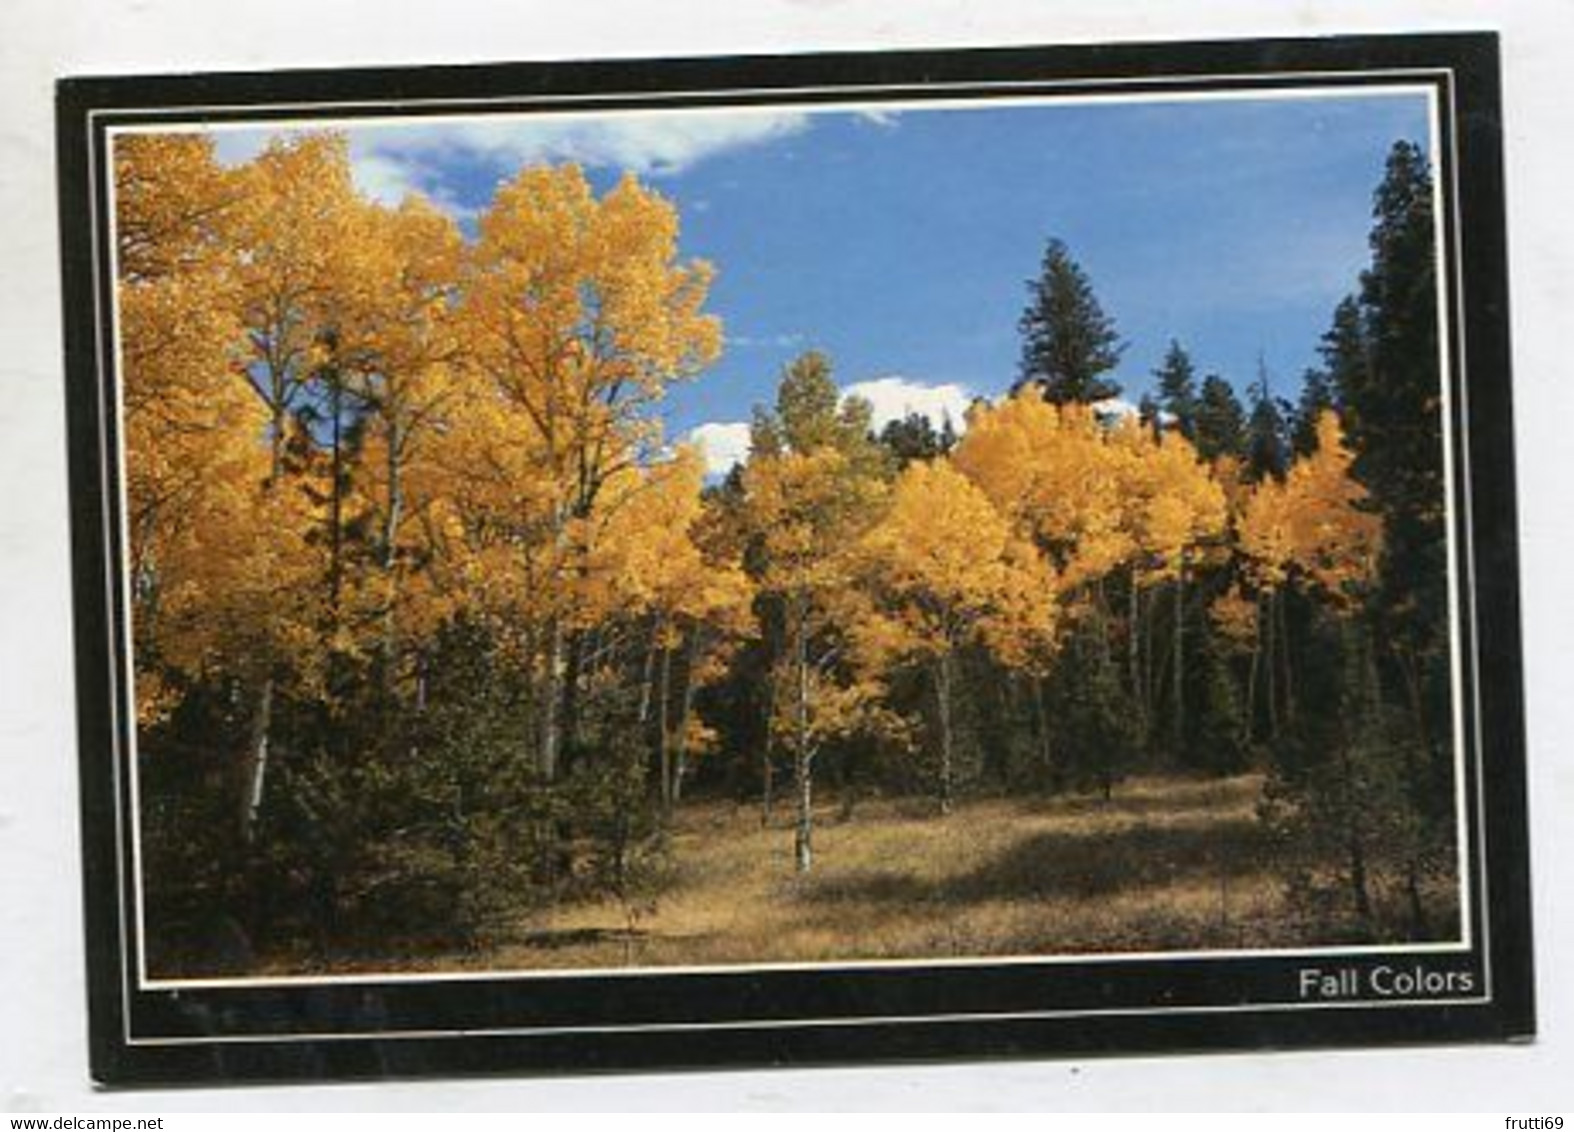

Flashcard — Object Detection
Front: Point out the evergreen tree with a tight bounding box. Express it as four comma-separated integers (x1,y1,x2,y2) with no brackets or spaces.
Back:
1292,367,1338,457
1153,339,1199,439
877,411,954,466
1014,238,1124,404
1319,294,1368,406
1345,141,1446,665
1193,373,1247,462
1137,392,1163,440
1343,139,1451,925
1246,357,1291,482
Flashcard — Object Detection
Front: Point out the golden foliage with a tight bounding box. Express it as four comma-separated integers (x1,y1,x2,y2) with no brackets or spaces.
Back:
855,460,1057,672
1239,411,1382,605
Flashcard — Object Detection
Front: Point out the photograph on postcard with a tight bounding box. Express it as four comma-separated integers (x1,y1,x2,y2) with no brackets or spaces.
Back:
57,32,1531,1082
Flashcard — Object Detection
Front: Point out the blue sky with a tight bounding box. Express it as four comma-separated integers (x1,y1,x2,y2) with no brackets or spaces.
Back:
207,89,1431,473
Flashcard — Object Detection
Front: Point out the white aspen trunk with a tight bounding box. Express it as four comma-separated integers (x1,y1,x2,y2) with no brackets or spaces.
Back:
672,629,701,805
637,619,659,725
538,616,563,781
240,678,274,843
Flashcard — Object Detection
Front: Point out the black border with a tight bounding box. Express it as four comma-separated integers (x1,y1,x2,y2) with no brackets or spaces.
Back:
57,31,1533,1087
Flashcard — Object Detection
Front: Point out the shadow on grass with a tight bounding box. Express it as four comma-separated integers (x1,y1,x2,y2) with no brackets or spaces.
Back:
1014,776,1262,820
802,814,1272,910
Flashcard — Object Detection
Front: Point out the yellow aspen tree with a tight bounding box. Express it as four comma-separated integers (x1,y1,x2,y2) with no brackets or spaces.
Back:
1118,422,1228,750
1278,411,1384,605
586,446,754,811
212,133,369,838
116,135,322,848
456,164,721,779
743,429,887,871
330,196,465,684
1238,409,1382,740
856,460,1056,813
232,134,361,478
114,134,255,723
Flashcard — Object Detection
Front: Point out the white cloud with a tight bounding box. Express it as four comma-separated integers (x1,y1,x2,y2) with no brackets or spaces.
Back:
842,376,974,433
202,125,469,216
371,109,810,177
1091,395,1141,421
197,107,812,223
686,421,752,477
349,150,428,207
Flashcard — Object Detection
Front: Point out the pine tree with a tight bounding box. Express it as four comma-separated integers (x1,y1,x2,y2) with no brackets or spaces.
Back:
1193,374,1247,463
878,412,952,466
1341,138,1450,932
1154,339,1199,439
1319,295,1368,406
1014,238,1124,404
1291,367,1337,457
1345,141,1446,664
1246,357,1291,483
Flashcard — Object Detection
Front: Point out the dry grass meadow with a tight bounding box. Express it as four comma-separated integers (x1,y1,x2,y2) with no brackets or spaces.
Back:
254,772,1344,976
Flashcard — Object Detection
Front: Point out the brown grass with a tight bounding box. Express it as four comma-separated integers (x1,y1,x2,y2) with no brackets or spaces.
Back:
255,771,1360,976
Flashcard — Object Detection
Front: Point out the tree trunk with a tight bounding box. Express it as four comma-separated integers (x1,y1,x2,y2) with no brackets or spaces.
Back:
636,620,659,726
560,629,586,766
1264,591,1279,741
794,742,813,874
538,616,563,781
1243,626,1260,748
1128,577,1146,741
657,640,673,816
379,415,405,689
1031,674,1054,787
793,602,813,874
329,375,344,616
761,693,776,828
1276,588,1296,727
239,678,274,844
672,629,701,805
933,651,955,816
1339,619,1374,927
269,400,286,484
1172,559,1186,757
1394,644,1436,937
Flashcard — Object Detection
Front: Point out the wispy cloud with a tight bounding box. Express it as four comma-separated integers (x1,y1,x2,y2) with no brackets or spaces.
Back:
726,331,805,350
377,109,810,177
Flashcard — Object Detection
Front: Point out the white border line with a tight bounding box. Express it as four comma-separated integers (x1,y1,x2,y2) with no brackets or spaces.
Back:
1440,69,1496,1003
131,991,1493,1049
83,65,1486,1044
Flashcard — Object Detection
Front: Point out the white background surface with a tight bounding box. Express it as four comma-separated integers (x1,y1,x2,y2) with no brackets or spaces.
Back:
2,0,1570,1112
